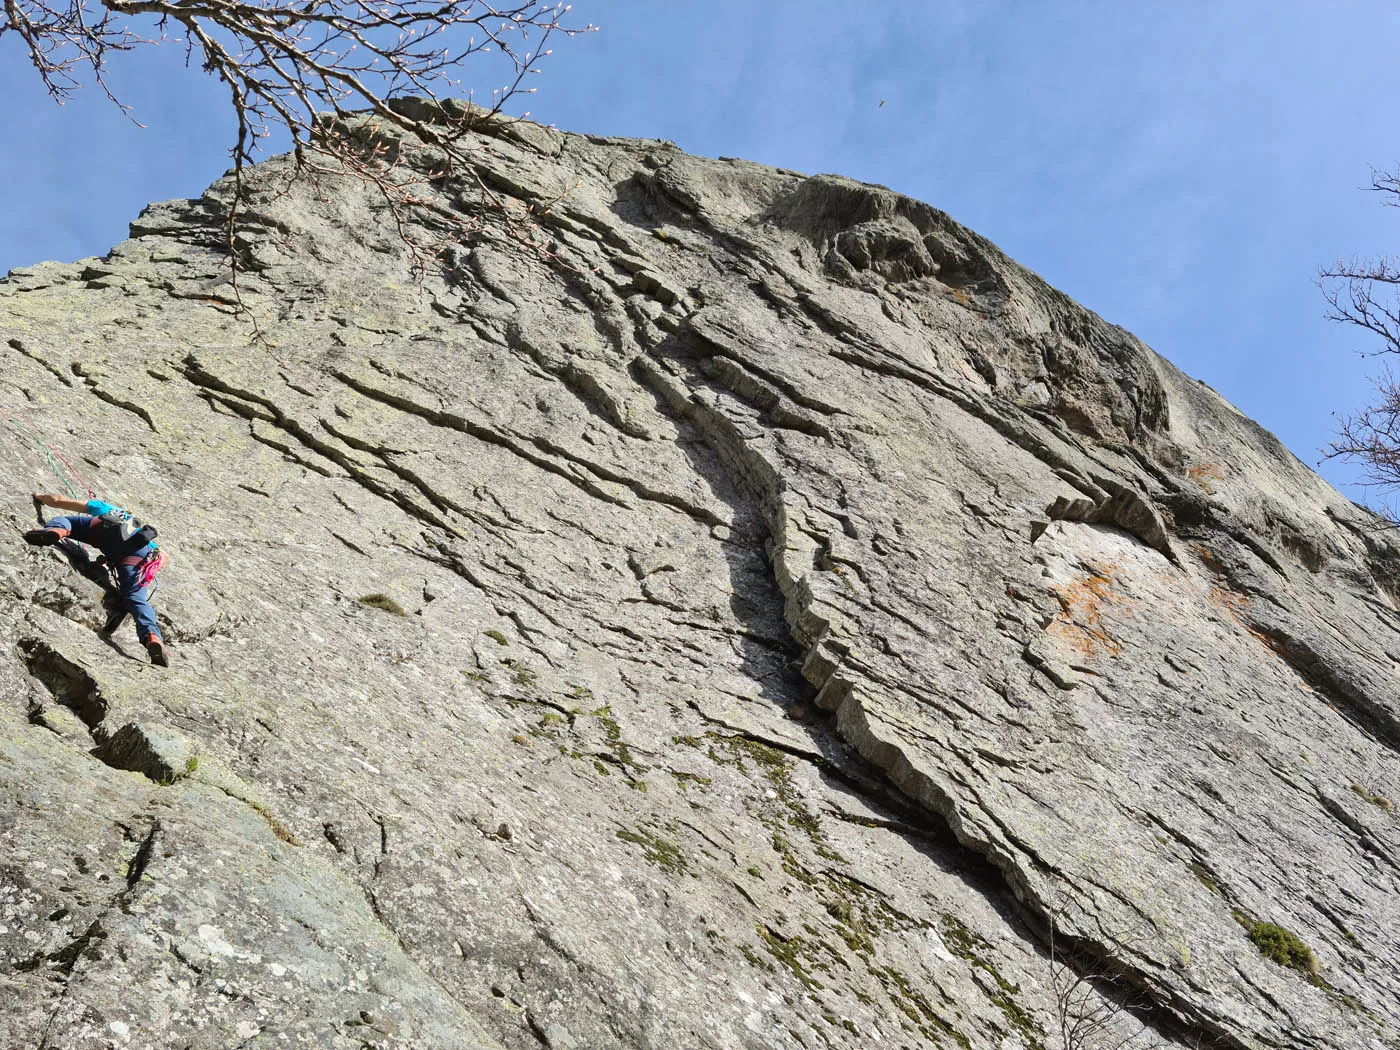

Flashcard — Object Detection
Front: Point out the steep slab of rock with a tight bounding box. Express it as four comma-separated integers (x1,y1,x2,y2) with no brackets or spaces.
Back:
1,109,1397,1049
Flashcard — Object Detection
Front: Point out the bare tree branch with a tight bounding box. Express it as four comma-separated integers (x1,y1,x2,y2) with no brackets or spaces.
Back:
1369,164,1400,206
2,0,595,329
1047,919,1172,1050
1326,369,1400,523
1322,165,1400,521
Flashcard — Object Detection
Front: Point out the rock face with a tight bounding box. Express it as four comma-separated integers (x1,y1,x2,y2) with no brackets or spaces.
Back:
2,106,1398,1050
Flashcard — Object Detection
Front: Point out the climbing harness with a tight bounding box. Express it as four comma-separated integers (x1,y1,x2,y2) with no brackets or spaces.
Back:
116,548,167,591
134,549,167,590
2,410,166,585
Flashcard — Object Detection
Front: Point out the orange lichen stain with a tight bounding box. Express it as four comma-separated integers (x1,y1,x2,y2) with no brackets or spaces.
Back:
1047,563,1127,660
1195,543,1249,621
1194,543,1223,574
1207,581,1249,621
1194,546,1314,692
1185,461,1227,494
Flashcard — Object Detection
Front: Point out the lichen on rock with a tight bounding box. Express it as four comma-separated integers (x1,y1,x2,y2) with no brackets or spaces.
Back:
1,106,1397,1050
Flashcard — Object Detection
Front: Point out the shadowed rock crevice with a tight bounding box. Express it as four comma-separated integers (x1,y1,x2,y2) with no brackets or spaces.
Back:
763,175,1006,298
1245,618,1400,755
95,723,195,783
20,638,107,729
1035,477,1178,564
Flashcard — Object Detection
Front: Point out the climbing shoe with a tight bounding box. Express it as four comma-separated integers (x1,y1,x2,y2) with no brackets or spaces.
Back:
145,639,170,668
100,602,127,637
23,529,59,547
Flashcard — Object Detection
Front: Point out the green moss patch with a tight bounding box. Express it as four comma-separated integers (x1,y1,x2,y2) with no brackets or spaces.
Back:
591,704,645,774
824,897,876,956
669,770,712,791
757,924,824,991
712,734,844,861
527,711,569,741
616,827,687,875
1236,914,1319,975
1189,859,1221,895
358,593,406,616
872,965,971,1048
941,915,1044,1048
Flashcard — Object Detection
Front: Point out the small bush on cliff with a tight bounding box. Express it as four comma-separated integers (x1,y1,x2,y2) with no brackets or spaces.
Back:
1237,914,1319,975
358,593,407,617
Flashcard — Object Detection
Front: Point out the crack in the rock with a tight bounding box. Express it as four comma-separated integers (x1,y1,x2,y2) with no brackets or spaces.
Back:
19,638,108,730
504,327,653,440
243,419,338,477
125,818,162,889
335,368,730,527
6,336,73,386
636,317,1243,1050
691,309,847,417
1245,617,1400,756
72,364,158,431
31,917,106,1050
333,369,638,512
27,812,163,1050
319,417,519,536
181,358,464,538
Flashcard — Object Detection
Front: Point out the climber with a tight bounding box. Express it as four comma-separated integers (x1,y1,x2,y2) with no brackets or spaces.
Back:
23,493,169,667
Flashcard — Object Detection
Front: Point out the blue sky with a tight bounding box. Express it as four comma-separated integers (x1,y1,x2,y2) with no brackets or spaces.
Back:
3,2,1399,500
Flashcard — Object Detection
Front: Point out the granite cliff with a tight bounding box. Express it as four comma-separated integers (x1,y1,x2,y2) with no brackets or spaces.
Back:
2,105,1398,1050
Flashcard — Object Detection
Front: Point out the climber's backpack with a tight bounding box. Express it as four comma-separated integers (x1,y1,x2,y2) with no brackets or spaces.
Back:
99,508,159,557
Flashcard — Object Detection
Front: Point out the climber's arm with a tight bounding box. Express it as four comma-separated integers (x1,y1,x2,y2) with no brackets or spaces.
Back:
32,493,90,515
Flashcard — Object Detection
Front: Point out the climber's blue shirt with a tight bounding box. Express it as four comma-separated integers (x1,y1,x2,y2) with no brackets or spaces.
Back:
86,499,122,518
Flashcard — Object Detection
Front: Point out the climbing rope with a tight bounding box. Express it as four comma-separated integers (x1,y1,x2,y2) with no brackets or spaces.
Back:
45,436,94,499
0,409,95,499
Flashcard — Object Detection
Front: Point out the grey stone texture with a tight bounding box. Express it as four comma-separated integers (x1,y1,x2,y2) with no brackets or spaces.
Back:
1,106,1397,1050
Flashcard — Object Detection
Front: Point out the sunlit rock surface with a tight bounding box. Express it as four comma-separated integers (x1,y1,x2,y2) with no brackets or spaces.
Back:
2,107,1397,1050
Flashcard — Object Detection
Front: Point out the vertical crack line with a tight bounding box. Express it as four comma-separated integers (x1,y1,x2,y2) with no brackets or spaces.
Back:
30,814,162,1050
125,819,163,890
